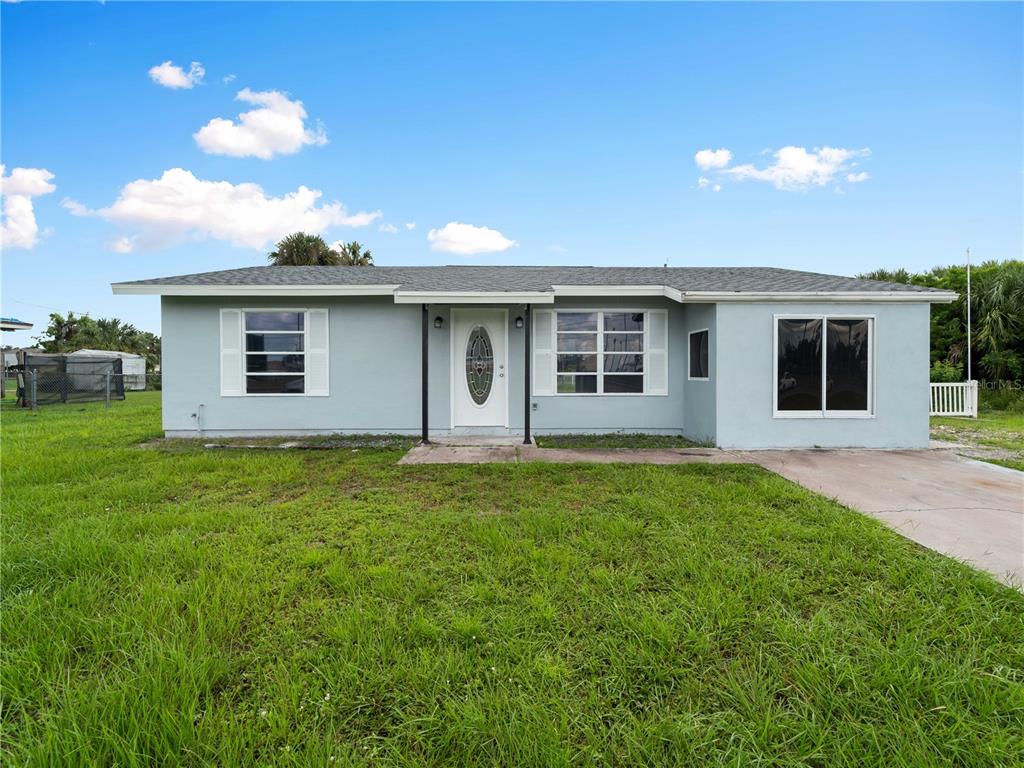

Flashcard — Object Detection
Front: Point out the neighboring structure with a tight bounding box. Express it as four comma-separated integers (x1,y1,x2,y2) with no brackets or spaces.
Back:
0,317,33,332
0,315,34,399
17,352,126,406
113,266,956,448
68,349,147,390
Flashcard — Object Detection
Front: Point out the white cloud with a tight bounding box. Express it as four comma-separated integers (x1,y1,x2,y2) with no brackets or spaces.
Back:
1,165,56,249
846,171,870,183
60,198,88,216
222,74,236,84
426,221,517,256
149,60,204,89
378,223,398,233
697,176,711,188
724,146,871,191
193,88,327,160
694,148,732,170
713,184,722,193
404,222,416,230
62,168,380,252
107,236,136,254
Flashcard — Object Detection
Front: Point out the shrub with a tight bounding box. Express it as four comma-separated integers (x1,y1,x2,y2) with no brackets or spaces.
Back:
929,360,962,383
979,385,1024,413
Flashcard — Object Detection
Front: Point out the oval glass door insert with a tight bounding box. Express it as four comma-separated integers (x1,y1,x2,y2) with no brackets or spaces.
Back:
465,325,494,405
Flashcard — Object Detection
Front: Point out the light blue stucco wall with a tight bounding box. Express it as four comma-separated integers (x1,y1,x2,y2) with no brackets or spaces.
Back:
160,295,931,447
681,303,716,444
161,295,688,436
526,297,686,434
162,296,452,435
714,302,931,449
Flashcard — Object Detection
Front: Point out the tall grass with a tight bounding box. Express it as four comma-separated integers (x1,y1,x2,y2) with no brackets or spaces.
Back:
3,394,1022,766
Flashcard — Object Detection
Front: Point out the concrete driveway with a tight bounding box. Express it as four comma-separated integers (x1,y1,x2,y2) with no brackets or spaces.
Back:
744,449,1023,588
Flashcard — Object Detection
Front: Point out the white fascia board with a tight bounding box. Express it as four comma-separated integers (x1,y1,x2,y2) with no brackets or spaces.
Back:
392,291,555,304
549,284,954,303
681,290,958,304
551,284,684,302
111,283,401,297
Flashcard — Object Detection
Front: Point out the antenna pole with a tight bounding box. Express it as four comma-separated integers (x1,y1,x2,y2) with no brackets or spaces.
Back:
966,247,972,382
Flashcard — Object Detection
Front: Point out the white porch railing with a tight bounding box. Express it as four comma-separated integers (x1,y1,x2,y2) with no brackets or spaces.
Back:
930,380,978,417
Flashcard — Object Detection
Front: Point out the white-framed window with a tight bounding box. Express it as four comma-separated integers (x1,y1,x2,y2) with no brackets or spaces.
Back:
774,314,873,418
244,310,307,394
532,309,666,396
220,308,329,397
688,328,710,380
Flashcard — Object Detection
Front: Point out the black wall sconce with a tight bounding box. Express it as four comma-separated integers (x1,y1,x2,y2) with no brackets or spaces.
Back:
434,316,444,329
514,316,524,329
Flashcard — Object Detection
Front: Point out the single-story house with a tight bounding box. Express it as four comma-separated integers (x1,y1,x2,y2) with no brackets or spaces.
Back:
112,266,956,448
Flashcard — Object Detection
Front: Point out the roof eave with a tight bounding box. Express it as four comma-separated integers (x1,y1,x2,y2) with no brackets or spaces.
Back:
111,282,958,304
392,291,555,304
680,290,958,304
111,283,402,296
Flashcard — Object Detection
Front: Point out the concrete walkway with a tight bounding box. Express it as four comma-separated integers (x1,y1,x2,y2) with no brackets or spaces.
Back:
399,441,1023,588
398,443,739,465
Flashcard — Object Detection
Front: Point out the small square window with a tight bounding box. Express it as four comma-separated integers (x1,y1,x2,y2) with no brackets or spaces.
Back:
688,330,709,379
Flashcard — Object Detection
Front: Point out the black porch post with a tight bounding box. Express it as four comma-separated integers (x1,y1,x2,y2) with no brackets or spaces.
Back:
421,304,429,444
523,304,532,444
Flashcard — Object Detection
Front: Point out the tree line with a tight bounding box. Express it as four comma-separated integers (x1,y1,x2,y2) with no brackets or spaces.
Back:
268,235,373,266
859,259,1023,382
34,313,161,372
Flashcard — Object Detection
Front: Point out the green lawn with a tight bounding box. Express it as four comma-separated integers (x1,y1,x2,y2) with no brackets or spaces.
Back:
3,394,1022,766
931,410,1024,471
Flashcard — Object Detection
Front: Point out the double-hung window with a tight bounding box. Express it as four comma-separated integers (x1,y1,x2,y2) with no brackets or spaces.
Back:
220,308,329,397
555,311,647,394
244,311,306,394
774,315,873,417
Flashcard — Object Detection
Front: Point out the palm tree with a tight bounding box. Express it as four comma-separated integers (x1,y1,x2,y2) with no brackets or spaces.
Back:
267,233,341,266
335,241,373,266
972,261,1024,378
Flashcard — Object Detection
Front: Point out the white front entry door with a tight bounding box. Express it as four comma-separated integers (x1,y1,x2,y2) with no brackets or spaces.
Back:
452,309,507,428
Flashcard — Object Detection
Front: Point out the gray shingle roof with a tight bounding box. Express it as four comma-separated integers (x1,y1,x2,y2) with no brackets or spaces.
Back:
113,265,947,295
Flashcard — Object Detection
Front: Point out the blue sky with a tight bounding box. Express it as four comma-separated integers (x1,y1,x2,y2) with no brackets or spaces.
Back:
2,1,1021,345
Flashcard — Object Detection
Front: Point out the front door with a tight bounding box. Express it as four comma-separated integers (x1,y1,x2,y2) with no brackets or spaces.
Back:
452,309,507,428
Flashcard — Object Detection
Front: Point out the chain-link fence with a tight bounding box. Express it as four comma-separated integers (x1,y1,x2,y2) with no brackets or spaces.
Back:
7,363,161,410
